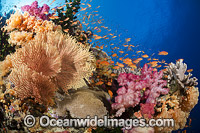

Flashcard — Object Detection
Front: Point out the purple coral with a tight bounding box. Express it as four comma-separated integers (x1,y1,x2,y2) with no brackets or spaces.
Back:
21,1,52,20
112,64,169,117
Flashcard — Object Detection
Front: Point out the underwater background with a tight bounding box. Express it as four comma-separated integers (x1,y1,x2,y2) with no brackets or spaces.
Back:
1,0,200,132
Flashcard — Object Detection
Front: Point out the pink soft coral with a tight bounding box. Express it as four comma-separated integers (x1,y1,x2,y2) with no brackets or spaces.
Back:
21,1,52,20
112,64,169,117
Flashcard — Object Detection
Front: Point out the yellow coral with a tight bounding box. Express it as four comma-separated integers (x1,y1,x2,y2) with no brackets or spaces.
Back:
5,11,61,46
9,31,33,46
181,86,199,112
154,86,199,132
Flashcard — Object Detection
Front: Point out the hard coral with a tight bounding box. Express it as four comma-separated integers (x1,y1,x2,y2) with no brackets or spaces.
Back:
112,64,169,117
166,59,198,90
21,1,52,20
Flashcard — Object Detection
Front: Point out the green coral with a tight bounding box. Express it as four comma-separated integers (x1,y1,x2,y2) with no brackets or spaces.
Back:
0,28,16,61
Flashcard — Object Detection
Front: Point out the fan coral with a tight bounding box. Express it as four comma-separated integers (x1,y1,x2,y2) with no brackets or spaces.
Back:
33,31,96,90
9,30,95,95
21,1,52,20
8,65,57,105
10,40,61,78
112,64,169,117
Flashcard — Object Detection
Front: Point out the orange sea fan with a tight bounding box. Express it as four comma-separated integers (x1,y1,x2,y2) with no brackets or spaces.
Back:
34,31,96,90
8,65,57,105
11,40,61,78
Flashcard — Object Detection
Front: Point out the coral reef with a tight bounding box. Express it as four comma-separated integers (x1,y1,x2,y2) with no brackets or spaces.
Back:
6,31,95,105
21,1,52,20
112,64,169,117
154,86,199,132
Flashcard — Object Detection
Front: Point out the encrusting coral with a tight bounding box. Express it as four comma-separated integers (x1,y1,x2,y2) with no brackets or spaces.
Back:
55,86,108,118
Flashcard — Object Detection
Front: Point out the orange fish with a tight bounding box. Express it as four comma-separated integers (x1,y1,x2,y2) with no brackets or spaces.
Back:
187,69,193,73
112,36,117,38
100,61,110,66
125,38,131,42
142,54,149,58
112,53,117,57
63,29,69,32
95,46,100,49
107,82,112,86
57,6,63,9
62,11,67,13
80,7,87,11
96,81,104,85
87,3,92,7
158,51,168,55
43,11,48,14
134,111,142,118
157,65,162,68
113,66,120,69
108,90,113,98
129,64,137,69
119,51,124,54
110,60,114,64
94,36,102,40
111,73,116,77
117,63,124,67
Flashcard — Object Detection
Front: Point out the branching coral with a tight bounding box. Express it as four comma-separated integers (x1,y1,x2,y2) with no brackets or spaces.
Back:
112,64,169,117
165,59,198,91
21,1,52,20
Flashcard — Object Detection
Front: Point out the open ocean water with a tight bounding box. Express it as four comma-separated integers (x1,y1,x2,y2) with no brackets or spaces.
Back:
1,0,200,132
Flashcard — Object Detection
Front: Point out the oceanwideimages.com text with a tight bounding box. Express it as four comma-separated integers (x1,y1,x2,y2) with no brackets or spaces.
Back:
24,115,174,129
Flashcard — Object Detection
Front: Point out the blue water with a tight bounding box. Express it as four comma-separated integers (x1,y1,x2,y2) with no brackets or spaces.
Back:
1,0,200,132
91,0,200,132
